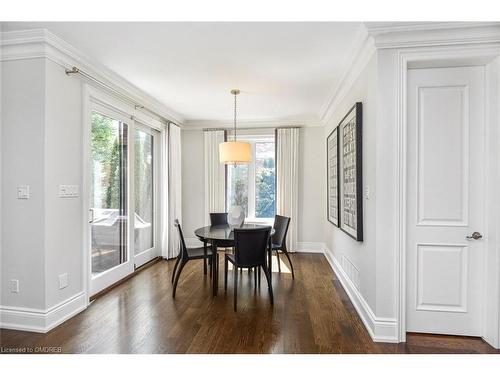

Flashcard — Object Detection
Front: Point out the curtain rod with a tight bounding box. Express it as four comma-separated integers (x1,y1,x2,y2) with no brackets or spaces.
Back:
65,66,171,125
203,126,301,131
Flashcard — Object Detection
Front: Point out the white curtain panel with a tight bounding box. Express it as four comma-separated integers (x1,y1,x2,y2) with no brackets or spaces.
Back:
203,129,226,225
276,127,299,252
167,123,182,259
160,126,169,258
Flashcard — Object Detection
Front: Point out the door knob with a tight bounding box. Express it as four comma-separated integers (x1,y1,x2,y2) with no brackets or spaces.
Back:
466,232,482,240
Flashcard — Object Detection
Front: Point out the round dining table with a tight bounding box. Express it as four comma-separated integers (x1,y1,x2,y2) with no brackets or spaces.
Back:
194,224,275,296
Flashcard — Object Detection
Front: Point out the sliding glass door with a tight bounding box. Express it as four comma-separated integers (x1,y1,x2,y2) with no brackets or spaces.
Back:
89,109,133,295
88,103,162,296
133,123,160,268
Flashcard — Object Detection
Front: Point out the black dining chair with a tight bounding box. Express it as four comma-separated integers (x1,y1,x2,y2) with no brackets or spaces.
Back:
210,212,234,249
171,219,215,298
271,215,294,279
209,212,228,225
224,227,273,311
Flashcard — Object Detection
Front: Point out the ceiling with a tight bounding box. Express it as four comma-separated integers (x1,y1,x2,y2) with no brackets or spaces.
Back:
2,22,364,125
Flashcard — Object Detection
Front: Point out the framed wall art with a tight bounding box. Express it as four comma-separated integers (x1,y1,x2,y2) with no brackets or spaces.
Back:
339,102,363,241
327,126,339,226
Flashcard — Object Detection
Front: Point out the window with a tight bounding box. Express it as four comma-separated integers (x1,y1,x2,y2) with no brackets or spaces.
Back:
226,135,276,220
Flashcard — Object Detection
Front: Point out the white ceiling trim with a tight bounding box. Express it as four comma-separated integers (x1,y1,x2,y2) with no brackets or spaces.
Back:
365,22,500,49
0,28,184,125
318,25,376,125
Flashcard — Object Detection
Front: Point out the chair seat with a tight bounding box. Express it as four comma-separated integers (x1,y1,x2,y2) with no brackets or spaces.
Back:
186,246,213,259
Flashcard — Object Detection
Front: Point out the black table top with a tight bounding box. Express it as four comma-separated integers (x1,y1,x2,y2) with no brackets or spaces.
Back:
194,224,274,242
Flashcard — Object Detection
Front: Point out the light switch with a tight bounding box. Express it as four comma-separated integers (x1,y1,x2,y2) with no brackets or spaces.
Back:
59,185,79,198
364,186,370,200
17,185,29,199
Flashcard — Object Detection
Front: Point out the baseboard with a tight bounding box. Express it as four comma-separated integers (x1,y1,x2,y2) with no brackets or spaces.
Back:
295,242,327,253
0,292,88,333
323,248,398,343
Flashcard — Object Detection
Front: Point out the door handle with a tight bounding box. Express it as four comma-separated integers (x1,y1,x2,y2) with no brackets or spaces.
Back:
89,208,94,223
466,231,482,240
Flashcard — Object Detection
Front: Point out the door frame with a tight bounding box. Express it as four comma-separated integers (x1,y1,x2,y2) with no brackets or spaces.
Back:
82,85,166,299
396,44,500,347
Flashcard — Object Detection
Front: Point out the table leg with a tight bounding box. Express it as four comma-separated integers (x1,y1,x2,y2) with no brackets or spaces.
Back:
212,244,218,296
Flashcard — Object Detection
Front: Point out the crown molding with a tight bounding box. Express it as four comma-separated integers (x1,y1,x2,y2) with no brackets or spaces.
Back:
181,117,323,130
318,25,376,125
0,29,184,124
364,22,500,49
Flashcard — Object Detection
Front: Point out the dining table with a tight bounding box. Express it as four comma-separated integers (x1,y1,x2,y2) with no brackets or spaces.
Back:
194,223,275,296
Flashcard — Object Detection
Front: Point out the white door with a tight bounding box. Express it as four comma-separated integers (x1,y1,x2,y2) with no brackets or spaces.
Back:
406,66,485,336
133,123,160,268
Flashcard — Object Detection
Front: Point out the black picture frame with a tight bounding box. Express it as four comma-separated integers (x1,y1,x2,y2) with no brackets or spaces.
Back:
339,102,363,241
327,126,339,226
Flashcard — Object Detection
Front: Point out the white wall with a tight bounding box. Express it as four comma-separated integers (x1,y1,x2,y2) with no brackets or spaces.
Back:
1,57,86,329
44,60,84,308
298,126,325,245
1,58,47,310
324,53,378,312
181,129,205,242
181,126,325,249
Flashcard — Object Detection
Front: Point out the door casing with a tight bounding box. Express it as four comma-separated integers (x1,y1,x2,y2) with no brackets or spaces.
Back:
396,45,500,348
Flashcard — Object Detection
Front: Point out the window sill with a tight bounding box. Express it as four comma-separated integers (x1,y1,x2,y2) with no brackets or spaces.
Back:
245,218,274,225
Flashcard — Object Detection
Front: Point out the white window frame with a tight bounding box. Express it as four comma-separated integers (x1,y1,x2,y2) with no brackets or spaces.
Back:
226,132,276,224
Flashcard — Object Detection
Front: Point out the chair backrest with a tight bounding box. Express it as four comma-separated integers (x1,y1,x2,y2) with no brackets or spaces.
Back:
210,212,228,226
272,215,291,248
173,219,188,259
234,227,271,267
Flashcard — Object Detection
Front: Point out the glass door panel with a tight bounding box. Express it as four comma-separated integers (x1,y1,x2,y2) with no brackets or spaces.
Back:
89,110,133,295
134,127,154,259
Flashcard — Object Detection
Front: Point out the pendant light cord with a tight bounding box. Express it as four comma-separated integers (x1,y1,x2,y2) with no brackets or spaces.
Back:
233,92,237,141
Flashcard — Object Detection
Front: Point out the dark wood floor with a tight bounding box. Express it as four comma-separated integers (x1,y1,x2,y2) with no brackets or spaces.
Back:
0,253,498,354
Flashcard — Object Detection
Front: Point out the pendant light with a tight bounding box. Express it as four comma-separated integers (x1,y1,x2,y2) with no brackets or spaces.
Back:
219,89,252,164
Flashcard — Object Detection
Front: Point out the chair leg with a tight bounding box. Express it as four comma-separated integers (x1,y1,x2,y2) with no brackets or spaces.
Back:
224,257,228,291
276,251,281,273
261,265,274,305
254,266,257,288
282,249,295,279
258,266,261,287
234,265,238,311
171,255,181,284
172,260,187,298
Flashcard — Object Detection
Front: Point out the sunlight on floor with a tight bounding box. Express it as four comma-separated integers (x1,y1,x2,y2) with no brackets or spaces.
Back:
227,255,291,273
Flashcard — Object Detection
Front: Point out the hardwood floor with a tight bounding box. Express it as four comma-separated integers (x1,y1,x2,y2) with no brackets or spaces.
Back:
0,253,498,354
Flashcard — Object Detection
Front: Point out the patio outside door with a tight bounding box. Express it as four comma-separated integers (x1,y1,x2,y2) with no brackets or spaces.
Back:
133,123,160,268
89,107,134,295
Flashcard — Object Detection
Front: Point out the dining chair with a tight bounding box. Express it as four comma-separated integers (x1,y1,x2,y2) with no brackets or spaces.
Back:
272,215,294,279
171,219,215,298
224,227,273,311
210,212,234,249
209,212,228,225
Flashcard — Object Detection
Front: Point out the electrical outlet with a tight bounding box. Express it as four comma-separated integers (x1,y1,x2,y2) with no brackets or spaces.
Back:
10,279,19,293
58,273,68,290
